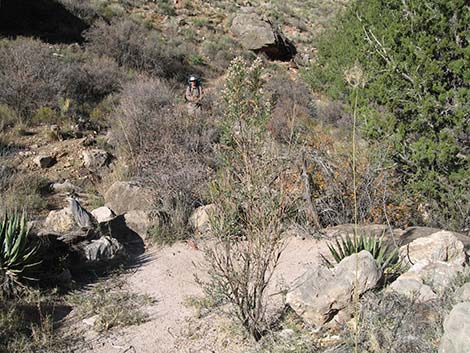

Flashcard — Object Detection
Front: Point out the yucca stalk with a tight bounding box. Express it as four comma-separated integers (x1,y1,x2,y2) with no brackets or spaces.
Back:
0,211,41,297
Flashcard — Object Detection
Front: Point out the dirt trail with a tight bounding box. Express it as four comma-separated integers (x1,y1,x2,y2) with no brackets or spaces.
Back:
75,236,329,353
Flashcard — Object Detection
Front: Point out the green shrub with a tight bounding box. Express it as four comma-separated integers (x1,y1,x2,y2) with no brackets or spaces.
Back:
32,107,59,125
303,0,470,231
0,212,41,298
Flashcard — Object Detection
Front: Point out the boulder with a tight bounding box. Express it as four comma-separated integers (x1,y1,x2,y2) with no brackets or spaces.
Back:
387,260,463,300
286,251,381,327
91,206,116,223
399,227,470,252
454,283,470,303
124,210,153,240
189,204,216,235
51,180,77,193
78,236,125,265
82,149,110,169
230,13,296,61
387,271,438,302
399,231,466,267
34,154,56,168
44,208,76,233
104,181,154,215
439,302,470,353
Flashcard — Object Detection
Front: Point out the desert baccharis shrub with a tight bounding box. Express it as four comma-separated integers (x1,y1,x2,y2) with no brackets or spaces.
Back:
303,0,470,231
201,57,296,340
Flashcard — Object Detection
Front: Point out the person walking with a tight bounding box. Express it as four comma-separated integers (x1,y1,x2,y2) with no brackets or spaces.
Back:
185,75,203,115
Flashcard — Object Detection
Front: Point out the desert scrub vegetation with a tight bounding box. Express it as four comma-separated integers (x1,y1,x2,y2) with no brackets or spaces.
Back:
0,293,75,353
200,58,296,340
303,0,470,231
66,276,152,332
111,77,217,244
85,19,199,81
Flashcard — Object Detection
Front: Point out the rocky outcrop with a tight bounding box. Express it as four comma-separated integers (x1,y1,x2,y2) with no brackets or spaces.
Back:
104,181,154,216
388,230,467,302
189,204,216,235
286,251,382,327
399,230,466,267
439,302,470,353
230,13,296,61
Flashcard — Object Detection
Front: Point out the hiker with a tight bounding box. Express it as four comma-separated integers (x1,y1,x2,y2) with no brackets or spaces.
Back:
185,75,203,115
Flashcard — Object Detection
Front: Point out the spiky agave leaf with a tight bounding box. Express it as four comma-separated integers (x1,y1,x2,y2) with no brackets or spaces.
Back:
0,211,41,297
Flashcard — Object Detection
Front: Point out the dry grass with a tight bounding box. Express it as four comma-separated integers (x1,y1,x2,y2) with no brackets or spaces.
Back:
66,276,153,332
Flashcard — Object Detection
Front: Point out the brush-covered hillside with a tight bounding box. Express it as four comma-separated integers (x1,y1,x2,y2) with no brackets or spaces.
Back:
0,1,469,352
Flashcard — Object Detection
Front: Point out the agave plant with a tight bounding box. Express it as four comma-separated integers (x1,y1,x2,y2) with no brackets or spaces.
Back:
0,211,41,297
324,232,400,271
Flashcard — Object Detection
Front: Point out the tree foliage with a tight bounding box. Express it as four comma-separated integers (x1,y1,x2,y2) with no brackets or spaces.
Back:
304,0,469,230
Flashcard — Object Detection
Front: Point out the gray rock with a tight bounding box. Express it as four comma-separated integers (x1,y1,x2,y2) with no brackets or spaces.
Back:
387,260,463,301
34,154,56,168
387,271,438,302
91,206,116,223
400,231,466,267
82,149,110,169
66,197,95,229
51,180,77,193
81,236,125,264
286,250,382,327
439,302,470,353
230,13,296,61
189,204,216,235
104,181,154,215
454,283,470,303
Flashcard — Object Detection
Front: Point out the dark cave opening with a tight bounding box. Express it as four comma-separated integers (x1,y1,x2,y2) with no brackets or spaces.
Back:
0,0,89,44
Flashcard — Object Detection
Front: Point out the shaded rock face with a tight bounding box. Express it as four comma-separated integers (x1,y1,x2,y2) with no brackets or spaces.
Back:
0,0,89,44
286,251,382,327
439,302,470,353
230,13,297,61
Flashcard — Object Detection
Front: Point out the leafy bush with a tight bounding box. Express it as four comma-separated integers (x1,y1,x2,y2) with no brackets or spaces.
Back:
0,38,62,122
0,212,41,298
303,0,470,231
